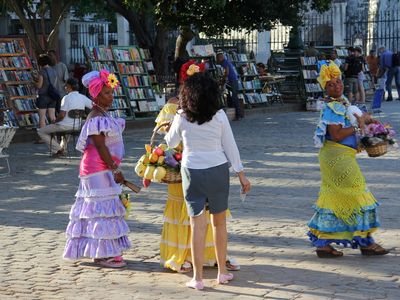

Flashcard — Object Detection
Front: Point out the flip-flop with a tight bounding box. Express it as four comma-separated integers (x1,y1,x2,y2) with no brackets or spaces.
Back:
179,261,192,273
226,257,240,271
95,257,127,268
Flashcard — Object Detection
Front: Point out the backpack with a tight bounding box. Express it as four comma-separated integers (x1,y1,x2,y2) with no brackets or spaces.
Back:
44,68,61,102
392,52,400,67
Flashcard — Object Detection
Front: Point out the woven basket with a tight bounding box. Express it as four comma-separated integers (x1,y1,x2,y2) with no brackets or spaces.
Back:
365,141,388,157
150,122,182,184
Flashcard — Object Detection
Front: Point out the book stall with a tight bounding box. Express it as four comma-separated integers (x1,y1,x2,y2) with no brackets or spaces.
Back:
189,44,284,112
0,38,39,128
83,45,164,119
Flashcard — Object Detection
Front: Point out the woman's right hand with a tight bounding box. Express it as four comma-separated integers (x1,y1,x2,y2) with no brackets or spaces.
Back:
238,172,251,193
114,171,125,184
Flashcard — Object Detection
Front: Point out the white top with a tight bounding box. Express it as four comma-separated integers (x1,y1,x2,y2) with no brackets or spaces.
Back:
165,109,244,172
57,91,93,127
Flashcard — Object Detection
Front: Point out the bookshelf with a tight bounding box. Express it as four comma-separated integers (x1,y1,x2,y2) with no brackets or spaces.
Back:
0,38,39,127
112,46,158,115
83,46,131,118
226,52,267,106
84,45,160,117
299,56,323,108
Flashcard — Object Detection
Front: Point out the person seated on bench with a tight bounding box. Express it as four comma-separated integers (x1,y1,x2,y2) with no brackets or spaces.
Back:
37,78,93,157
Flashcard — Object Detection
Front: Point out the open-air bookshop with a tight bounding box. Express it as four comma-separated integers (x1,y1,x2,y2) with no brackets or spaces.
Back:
0,38,39,128
83,45,162,119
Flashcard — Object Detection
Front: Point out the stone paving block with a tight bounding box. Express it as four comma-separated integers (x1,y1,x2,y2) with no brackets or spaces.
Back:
1,102,400,299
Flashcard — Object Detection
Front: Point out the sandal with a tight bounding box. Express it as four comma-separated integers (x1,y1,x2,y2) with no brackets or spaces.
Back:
226,257,240,271
360,243,389,256
179,261,192,273
94,256,127,268
316,245,343,258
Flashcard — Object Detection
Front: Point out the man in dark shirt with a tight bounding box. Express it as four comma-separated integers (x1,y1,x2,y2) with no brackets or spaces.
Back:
344,47,364,102
216,51,243,120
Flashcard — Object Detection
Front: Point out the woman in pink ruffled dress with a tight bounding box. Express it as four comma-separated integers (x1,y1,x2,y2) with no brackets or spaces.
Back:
63,70,131,268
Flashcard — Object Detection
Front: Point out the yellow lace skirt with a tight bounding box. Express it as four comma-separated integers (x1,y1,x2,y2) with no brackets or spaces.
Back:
160,183,218,271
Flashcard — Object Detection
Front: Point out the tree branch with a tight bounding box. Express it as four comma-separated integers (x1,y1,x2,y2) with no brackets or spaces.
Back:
7,1,44,54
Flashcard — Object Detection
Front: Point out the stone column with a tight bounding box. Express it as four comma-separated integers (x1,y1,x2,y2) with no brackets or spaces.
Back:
332,1,347,46
116,13,130,46
256,31,270,64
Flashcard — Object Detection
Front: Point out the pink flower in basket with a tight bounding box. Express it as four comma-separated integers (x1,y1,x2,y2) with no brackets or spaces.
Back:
361,121,396,147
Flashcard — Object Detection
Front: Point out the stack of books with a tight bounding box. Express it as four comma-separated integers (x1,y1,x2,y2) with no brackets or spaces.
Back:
300,57,317,66
0,56,32,68
0,41,25,54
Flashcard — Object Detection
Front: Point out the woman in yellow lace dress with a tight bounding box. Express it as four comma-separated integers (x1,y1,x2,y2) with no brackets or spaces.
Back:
156,96,239,273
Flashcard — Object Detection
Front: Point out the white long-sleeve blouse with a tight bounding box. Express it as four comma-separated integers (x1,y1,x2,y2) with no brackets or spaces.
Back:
165,109,244,172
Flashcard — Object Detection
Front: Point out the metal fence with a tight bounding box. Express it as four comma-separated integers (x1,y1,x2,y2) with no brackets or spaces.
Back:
345,9,400,53
70,21,118,64
270,10,334,52
197,30,258,56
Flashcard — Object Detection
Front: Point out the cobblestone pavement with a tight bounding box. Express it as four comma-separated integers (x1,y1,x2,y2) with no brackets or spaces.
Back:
1,102,399,300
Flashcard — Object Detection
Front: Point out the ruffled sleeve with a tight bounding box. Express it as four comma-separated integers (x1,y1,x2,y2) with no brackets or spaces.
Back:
76,116,123,152
314,101,347,147
154,103,178,134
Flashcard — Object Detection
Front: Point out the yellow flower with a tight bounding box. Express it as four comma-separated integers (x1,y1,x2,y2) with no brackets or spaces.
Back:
107,73,119,89
317,62,342,89
186,64,200,76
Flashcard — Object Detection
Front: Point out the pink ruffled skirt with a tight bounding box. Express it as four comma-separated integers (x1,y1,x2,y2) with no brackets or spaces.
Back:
63,170,131,260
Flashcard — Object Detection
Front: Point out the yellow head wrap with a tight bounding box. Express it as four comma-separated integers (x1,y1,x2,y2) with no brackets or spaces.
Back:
317,62,342,89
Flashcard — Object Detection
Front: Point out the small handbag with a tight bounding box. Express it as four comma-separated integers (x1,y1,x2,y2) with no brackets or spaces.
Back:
44,68,61,101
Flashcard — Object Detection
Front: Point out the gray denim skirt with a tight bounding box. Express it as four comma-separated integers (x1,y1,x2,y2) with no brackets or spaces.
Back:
181,162,229,216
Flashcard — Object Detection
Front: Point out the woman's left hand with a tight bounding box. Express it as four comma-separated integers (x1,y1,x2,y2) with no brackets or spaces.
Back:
238,172,251,194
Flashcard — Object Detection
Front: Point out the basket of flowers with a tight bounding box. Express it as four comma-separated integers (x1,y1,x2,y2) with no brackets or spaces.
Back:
134,123,182,187
360,121,396,157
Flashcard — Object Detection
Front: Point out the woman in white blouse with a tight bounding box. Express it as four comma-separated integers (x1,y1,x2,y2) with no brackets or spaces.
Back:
165,73,251,290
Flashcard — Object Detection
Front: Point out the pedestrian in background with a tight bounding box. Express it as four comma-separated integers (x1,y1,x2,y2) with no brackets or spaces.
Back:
308,62,388,258
216,51,243,121
354,47,366,104
366,49,379,84
37,78,92,157
33,54,58,129
305,41,320,57
165,73,250,290
48,50,69,112
377,46,400,101
343,46,363,103
63,70,131,268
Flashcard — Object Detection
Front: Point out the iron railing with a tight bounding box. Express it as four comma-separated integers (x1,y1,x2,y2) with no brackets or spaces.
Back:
345,9,400,53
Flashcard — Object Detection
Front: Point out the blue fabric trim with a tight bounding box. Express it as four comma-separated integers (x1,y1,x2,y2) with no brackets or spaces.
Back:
313,101,352,147
307,232,375,249
308,206,380,233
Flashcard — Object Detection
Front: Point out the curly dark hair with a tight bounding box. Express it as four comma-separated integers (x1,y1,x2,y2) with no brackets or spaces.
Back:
179,73,221,125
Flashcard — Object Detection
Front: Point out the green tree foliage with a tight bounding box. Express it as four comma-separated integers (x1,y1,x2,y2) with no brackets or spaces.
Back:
149,0,332,33
0,0,76,55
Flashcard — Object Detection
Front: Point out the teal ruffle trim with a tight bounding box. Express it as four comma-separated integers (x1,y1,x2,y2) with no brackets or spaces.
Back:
308,203,380,233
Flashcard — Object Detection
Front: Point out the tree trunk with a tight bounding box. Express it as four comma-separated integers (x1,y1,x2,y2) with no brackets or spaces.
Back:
106,0,153,48
174,26,195,59
152,27,169,77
